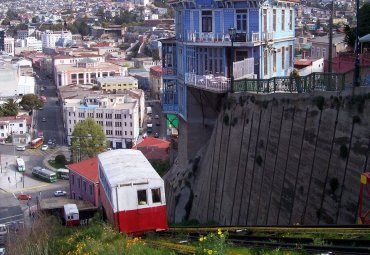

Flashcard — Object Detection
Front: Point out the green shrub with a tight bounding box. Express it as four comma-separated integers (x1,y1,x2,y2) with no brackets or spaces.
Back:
55,154,67,165
339,145,349,159
196,229,229,255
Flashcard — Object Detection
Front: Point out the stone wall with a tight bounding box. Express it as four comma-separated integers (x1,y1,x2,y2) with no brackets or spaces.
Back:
165,87,370,225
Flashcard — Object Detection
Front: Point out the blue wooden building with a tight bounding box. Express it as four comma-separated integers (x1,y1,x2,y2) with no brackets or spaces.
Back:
162,0,297,120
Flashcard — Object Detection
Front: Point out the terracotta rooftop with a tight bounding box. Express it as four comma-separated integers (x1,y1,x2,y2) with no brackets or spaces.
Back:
133,137,170,161
67,157,99,183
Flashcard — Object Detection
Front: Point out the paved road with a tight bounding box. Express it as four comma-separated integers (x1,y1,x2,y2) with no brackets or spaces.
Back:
34,73,65,145
0,144,67,194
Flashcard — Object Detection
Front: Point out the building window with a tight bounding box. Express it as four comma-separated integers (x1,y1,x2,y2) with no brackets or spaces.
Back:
263,9,267,32
83,181,86,192
273,51,277,73
78,177,80,188
72,174,75,185
289,45,293,67
151,188,161,203
89,184,93,195
264,50,268,76
317,48,321,59
202,11,212,32
273,9,276,32
137,190,147,205
236,10,247,32
281,10,285,31
322,48,326,59
281,46,285,70
289,10,293,30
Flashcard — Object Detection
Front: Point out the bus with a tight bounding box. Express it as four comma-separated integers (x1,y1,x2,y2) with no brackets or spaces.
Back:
31,138,43,149
57,168,69,180
16,158,25,172
32,167,57,183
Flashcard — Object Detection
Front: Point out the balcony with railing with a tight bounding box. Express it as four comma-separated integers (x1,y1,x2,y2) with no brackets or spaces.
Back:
185,73,231,93
181,31,260,44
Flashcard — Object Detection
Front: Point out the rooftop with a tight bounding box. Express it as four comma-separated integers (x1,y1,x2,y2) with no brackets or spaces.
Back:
67,157,99,183
98,149,162,187
96,76,137,83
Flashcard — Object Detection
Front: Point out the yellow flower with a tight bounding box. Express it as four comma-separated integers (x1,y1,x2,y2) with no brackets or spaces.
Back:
208,250,213,255
218,228,222,235
199,236,204,242
204,237,207,240
220,234,224,238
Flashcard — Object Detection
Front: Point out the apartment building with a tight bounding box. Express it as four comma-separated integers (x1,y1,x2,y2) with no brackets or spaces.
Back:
41,30,72,49
54,58,125,87
63,94,140,149
149,65,162,100
96,76,138,92
162,0,296,119
4,37,15,56
15,37,43,52
0,30,4,52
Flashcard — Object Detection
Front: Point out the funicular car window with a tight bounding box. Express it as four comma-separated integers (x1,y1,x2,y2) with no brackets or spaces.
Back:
151,188,161,203
137,190,147,205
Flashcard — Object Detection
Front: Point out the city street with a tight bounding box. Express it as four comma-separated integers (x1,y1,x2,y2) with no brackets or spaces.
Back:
0,144,67,194
34,72,65,145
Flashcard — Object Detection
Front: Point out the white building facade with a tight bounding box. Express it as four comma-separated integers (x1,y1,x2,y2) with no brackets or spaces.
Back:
63,95,140,149
4,38,15,56
41,30,72,49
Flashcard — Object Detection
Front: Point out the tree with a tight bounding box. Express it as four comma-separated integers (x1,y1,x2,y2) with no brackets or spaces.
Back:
1,99,19,116
344,25,356,49
71,118,107,161
19,94,43,111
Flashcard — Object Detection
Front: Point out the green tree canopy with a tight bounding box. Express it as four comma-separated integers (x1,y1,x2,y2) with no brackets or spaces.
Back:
71,118,107,161
19,94,43,111
0,99,19,117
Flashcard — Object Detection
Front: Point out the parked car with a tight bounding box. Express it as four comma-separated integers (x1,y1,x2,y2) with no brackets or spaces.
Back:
17,194,31,200
42,117,46,122
48,139,53,145
16,145,26,151
54,190,67,197
41,145,48,151
0,248,5,255
156,121,161,126
154,114,159,119
154,132,159,138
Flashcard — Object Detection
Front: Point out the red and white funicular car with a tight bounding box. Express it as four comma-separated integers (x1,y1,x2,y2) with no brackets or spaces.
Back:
98,149,168,234
63,203,79,226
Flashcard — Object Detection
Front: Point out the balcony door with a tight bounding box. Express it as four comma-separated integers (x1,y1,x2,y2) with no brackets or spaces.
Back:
236,10,248,33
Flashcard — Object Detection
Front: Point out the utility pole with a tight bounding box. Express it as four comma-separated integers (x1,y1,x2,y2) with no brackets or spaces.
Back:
328,0,334,73
354,0,361,87
0,153,2,174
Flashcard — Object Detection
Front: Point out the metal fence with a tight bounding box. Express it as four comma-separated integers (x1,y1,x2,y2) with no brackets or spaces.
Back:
233,66,370,93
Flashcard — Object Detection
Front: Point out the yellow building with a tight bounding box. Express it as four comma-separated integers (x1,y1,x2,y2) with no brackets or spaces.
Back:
97,76,138,92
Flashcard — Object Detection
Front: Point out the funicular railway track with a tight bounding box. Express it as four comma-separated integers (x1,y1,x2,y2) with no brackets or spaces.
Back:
148,225,370,254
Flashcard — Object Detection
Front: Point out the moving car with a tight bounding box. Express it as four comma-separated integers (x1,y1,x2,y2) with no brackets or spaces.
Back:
54,190,67,197
41,145,48,151
154,114,159,119
154,132,159,138
16,145,26,151
17,194,31,200
42,117,46,122
48,139,53,145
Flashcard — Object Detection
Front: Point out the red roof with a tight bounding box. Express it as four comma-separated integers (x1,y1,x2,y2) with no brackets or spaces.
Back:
67,157,99,183
133,137,170,160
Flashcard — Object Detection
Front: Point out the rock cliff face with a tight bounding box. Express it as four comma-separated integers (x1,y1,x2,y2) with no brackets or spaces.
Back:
165,89,370,225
